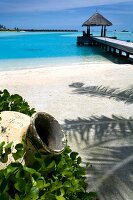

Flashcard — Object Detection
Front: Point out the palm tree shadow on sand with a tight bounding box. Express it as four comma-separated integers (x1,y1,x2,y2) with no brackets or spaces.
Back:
69,82,133,104
62,82,133,200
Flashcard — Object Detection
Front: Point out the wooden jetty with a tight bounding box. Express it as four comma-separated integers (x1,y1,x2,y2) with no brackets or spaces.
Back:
77,12,133,58
77,36,133,58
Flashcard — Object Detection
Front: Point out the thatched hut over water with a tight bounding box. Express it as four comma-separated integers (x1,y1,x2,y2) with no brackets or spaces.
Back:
82,12,112,37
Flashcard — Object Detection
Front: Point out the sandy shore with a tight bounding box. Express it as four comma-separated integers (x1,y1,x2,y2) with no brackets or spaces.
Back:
0,63,133,123
0,62,133,199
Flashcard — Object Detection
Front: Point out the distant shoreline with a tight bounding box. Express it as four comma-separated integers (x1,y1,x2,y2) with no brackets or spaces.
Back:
0,29,78,32
23,29,78,32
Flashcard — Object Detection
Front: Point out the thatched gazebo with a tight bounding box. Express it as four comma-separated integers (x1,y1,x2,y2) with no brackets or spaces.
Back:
82,12,112,37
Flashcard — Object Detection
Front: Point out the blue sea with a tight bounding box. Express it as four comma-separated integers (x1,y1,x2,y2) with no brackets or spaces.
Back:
0,31,132,71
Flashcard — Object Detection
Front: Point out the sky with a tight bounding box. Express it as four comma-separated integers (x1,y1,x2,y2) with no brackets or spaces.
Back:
0,0,133,31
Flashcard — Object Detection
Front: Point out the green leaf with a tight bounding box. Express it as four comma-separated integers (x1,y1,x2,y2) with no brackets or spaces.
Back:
63,146,71,154
23,187,39,200
36,178,50,189
47,160,55,169
23,167,38,175
10,162,22,168
15,194,21,200
77,156,82,164
56,196,65,200
42,193,55,200
63,181,71,188
15,143,23,150
1,153,8,163
0,192,9,200
51,181,63,192
12,150,24,161
57,158,66,170
80,192,98,200
60,188,65,197
62,169,72,177
0,178,8,193
36,179,44,189
3,89,10,97
5,142,13,149
0,142,5,155
15,178,26,192
70,152,78,160
12,144,25,161
4,142,13,155
72,178,79,186
0,141,5,148
87,192,98,198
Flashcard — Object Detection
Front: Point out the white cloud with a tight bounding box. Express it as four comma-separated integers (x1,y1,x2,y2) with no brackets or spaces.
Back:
0,0,131,13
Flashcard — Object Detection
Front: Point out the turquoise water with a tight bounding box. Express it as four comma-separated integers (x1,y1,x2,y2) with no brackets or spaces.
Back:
0,31,132,71
0,32,92,59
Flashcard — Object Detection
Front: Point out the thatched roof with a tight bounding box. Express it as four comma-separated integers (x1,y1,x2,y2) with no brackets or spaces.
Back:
82,12,112,27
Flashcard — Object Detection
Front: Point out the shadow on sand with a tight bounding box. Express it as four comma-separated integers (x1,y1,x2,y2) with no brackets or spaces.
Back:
69,83,133,104
62,83,133,199
62,115,133,200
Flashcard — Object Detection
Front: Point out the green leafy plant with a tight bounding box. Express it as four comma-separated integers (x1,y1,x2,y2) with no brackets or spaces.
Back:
0,143,97,200
0,89,35,116
0,89,97,199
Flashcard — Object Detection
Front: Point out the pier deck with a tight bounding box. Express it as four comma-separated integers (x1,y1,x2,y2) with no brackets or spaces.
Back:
93,37,133,56
77,36,133,58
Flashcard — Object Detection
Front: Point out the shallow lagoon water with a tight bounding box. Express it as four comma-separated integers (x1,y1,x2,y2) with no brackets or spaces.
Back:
0,31,132,71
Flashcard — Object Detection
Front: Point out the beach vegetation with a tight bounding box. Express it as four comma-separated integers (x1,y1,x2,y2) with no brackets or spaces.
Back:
0,89,97,200
0,24,7,31
0,89,35,116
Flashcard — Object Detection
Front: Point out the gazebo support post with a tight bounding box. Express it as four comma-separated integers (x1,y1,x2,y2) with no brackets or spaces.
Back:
101,26,103,37
87,26,90,36
104,26,106,37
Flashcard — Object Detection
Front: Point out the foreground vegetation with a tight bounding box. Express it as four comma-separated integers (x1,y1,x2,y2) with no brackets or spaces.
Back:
0,90,97,200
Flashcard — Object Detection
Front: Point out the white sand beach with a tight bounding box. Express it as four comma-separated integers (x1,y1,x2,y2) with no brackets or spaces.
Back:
0,63,133,122
0,63,133,199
